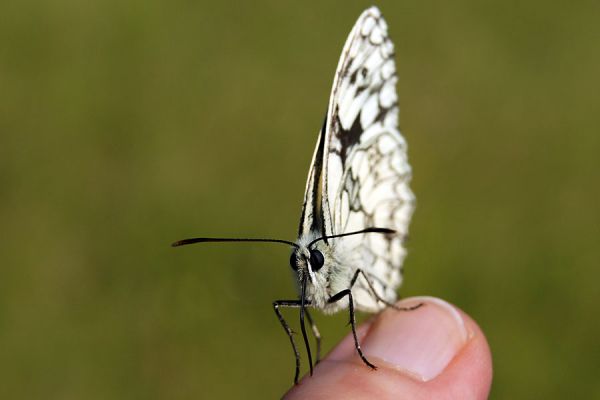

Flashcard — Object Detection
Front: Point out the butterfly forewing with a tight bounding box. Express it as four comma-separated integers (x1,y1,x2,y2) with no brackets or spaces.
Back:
301,7,415,312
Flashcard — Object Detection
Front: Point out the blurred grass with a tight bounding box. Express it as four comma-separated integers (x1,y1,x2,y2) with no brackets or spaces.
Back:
0,1,598,399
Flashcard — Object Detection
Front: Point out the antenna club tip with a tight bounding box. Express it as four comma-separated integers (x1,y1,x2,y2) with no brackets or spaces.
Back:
373,227,396,234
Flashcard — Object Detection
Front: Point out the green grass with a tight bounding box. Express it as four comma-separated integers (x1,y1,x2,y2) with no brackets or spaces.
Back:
1,1,598,398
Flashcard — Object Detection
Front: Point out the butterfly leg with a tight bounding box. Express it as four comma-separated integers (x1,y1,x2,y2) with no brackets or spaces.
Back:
328,285,377,370
273,299,316,384
304,308,322,364
354,269,424,312
273,300,302,384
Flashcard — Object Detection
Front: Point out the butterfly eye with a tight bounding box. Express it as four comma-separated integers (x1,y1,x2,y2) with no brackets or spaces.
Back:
289,252,299,271
309,249,325,271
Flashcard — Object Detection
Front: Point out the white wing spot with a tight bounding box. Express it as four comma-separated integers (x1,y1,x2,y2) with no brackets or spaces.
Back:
378,16,388,33
381,59,395,80
361,17,376,36
377,134,397,154
384,106,399,127
379,79,397,108
381,39,394,58
370,26,384,45
360,93,379,128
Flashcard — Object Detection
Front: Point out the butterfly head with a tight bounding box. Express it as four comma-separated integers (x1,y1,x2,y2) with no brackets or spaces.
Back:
289,245,326,284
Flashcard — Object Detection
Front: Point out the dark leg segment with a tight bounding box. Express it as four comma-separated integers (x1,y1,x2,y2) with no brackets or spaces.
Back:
273,299,320,384
299,299,314,378
273,300,302,384
328,288,376,369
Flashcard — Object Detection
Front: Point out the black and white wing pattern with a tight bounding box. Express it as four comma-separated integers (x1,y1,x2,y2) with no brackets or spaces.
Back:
299,7,415,313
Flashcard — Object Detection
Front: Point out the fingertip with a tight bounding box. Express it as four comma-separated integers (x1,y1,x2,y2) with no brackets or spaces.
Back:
427,304,493,399
360,297,470,381
284,297,492,400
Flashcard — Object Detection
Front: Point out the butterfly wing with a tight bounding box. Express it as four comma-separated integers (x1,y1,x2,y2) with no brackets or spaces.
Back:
323,7,415,311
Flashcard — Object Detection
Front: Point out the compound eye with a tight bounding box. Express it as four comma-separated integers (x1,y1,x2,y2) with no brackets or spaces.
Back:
289,252,298,271
309,249,325,271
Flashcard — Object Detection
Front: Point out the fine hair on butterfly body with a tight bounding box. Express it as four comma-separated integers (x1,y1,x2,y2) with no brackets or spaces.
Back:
173,7,421,384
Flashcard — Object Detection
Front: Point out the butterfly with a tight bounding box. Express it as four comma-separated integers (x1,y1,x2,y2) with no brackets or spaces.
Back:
173,6,419,384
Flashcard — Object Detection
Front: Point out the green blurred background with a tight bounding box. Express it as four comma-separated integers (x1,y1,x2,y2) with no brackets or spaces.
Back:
1,1,598,398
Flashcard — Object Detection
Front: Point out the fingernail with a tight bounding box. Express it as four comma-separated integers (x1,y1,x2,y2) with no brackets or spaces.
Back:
361,297,469,381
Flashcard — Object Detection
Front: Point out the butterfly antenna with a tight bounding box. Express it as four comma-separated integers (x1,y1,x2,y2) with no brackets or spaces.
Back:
172,237,299,248
308,227,396,248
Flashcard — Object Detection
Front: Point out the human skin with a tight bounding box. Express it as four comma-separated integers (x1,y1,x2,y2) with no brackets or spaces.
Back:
284,297,493,400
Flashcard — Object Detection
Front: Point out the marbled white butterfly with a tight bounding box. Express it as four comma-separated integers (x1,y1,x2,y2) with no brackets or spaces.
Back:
173,6,419,384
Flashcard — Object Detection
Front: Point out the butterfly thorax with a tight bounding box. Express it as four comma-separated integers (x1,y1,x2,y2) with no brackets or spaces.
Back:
291,231,355,314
